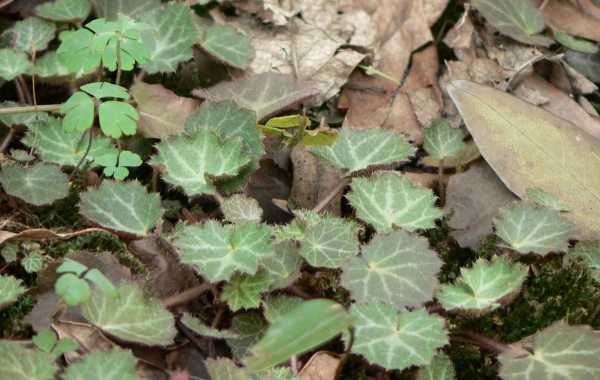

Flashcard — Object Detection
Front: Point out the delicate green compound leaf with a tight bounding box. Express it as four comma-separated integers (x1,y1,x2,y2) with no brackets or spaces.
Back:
78,180,164,236
349,303,448,371
417,352,456,380
0,340,58,380
436,256,528,314
222,194,263,225
1,243,18,262
56,28,101,73
498,320,600,380
340,230,442,310
9,17,56,53
227,312,267,359
299,218,359,268
60,92,94,132
139,2,196,74
55,273,91,306
494,201,575,255
526,187,572,212
61,347,140,380
94,0,161,21
180,313,239,339
23,117,117,168
0,101,48,128
52,338,78,357
262,240,304,290
553,31,599,54
149,128,250,196
197,23,254,69
175,220,273,282
22,252,44,273
36,0,91,23
423,118,465,160
82,282,176,345
206,358,250,380
193,73,319,121
84,269,119,298
347,172,442,233
470,0,552,46
262,294,304,324
565,50,600,83
32,330,57,353
0,49,29,81
0,163,68,206
82,82,130,99
0,275,27,310
244,299,356,372
308,127,416,175
98,101,139,138
568,241,600,282
97,151,142,180
222,270,272,312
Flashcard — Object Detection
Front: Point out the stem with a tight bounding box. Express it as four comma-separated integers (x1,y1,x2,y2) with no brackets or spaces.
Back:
152,167,160,193
286,109,307,149
17,76,33,105
163,283,210,308
0,129,15,153
13,78,26,104
213,191,225,205
69,129,94,181
181,208,199,224
29,42,40,155
311,177,351,214
290,355,299,376
438,158,445,207
115,38,122,87
334,327,355,380
450,330,509,354
0,104,63,115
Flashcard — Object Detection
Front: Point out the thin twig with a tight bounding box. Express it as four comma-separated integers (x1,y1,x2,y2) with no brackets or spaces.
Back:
29,41,40,155
450,330,509,354
69,129,94,181
13,78,26,104
213,191,226,205
181,208,199,224
17,76,33,105
0,129,14,153
539,0,550,10
177,320,207,354
290,355,299,376
334,327,355,380
0,104,63,115
438,158,445,207
152,167,160,193
115,38,122,87
163,283,210,307
311,177,351,214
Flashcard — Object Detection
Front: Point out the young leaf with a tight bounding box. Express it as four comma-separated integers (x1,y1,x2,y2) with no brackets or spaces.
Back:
299,218,360,268
149,128,250,196
56,258,88,276
0,275,27,310
9,17,56,53
447,79,600,240
221,194,263,225
22,252,44,273
262,294,304,324
78,180,164,236
423,118,465,160
175,220,273,282
56,29,100,73
139,2,196,74
197,23,254,69
94,0,161,21
51,338,78,357
340,230,442,310
307,127,416,175
420,139,481,169
96,151,142,180
84,269,119,298
61,347,140,380
0,163,68,206
98,101,139,138
206,358,250,380
471,0,552,45
81,82,130,99
261,240,304,290
349,303,448,371
417,352,456,380
525,187,572,212
36,0,92,23
193,72,319,120
568,241,600,282
0,49,29,81
82,282,176,345
347,172,442,233
0,101,48,128
60,92,95,132
494,201,575,255
553,30,599,54
55,273,91,306
243,299,356,372
498,321,600,379
1,243,18,262
0,340,58,380
180,313,239,339
227,312,267,358
435,256,528,314
221,270,272,311
32,330,57,353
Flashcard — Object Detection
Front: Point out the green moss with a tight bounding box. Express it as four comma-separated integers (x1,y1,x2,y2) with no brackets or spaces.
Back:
0,295,35,339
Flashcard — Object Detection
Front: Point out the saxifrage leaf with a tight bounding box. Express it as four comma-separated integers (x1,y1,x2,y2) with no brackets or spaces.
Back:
9,17,56,53
222,269,272,311
197,23,254,69
340,230,442,310
221,194,263,225
565,50,600,83
567,241,600,282
418,352,456,380
261,240,304,290
262,294,304,324
0,275,27,310
61,347,140,380
181,313,239,339
423,117,465,160
0,340,58,380
0,101,48,128
299,218,360,268
0,163,68,206
0,49,29,81
226,312,267,358
94,0,161,21
36,0,91,23
447,79,600,240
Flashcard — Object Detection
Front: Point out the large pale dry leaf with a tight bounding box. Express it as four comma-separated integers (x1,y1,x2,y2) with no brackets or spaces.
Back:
533,0,600,43
447,79,600,240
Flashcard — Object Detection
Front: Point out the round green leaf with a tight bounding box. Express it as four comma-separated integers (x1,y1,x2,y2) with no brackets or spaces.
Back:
0,163,68,206
0,275,27,310
60,92,95,132
98,101,139,138
55,273,90,306
0,49,29,81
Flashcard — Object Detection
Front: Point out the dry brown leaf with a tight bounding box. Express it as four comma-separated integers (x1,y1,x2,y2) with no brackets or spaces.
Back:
247,159,294,224
403,45,443,127
403,171,449,190
53,320,115,363
0,227,108,246
299,352,340,380
534,0,600,43
443,9,475,51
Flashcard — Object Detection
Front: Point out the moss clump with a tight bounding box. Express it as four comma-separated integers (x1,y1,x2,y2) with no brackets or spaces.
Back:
0,295,35,339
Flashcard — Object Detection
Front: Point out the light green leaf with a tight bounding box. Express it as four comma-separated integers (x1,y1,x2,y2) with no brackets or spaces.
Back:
299,218,359,268
1,243,18,262
78,180,164,236
553,30,599,54
244,299,356,372
471,0,552,46
175,220,273,282
417,352,456,380
149,128,250,196
180,313,239,339
57,258,88,276
0,163,68,206
197,23,254,69
227,312,267,359
22,252,44,273
0,340,57,380
139,2,196,74
98,101,139,138
60,92,94,132
349,303,448,371
56,29,100,73
436,256,528,314
222,269,272,311
61,347,141,380
423,118,465,160
0,49,29,81
84,269,118,298
568,241,600,282
0,101,48,128
52,338,78,357
347,172,442,233
262,240,304,290
498,320,600,380
526,187,572,212
82,282,176,345
565,50,600,83
94,0,161,21
23,117,117,168
193,72,319,121
36,0,91,23
262,294,304,324
221,194,263,225
494,201,575,255
55,273,91,306
11,150,34,162
206,358,250,380
308,127,415,175
420,139,481,169
32,330,57,353
9,17,56,53
340,230,442,310
0,275,27,310
97,151,142,180
82,82,130,99
265,115,312,129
